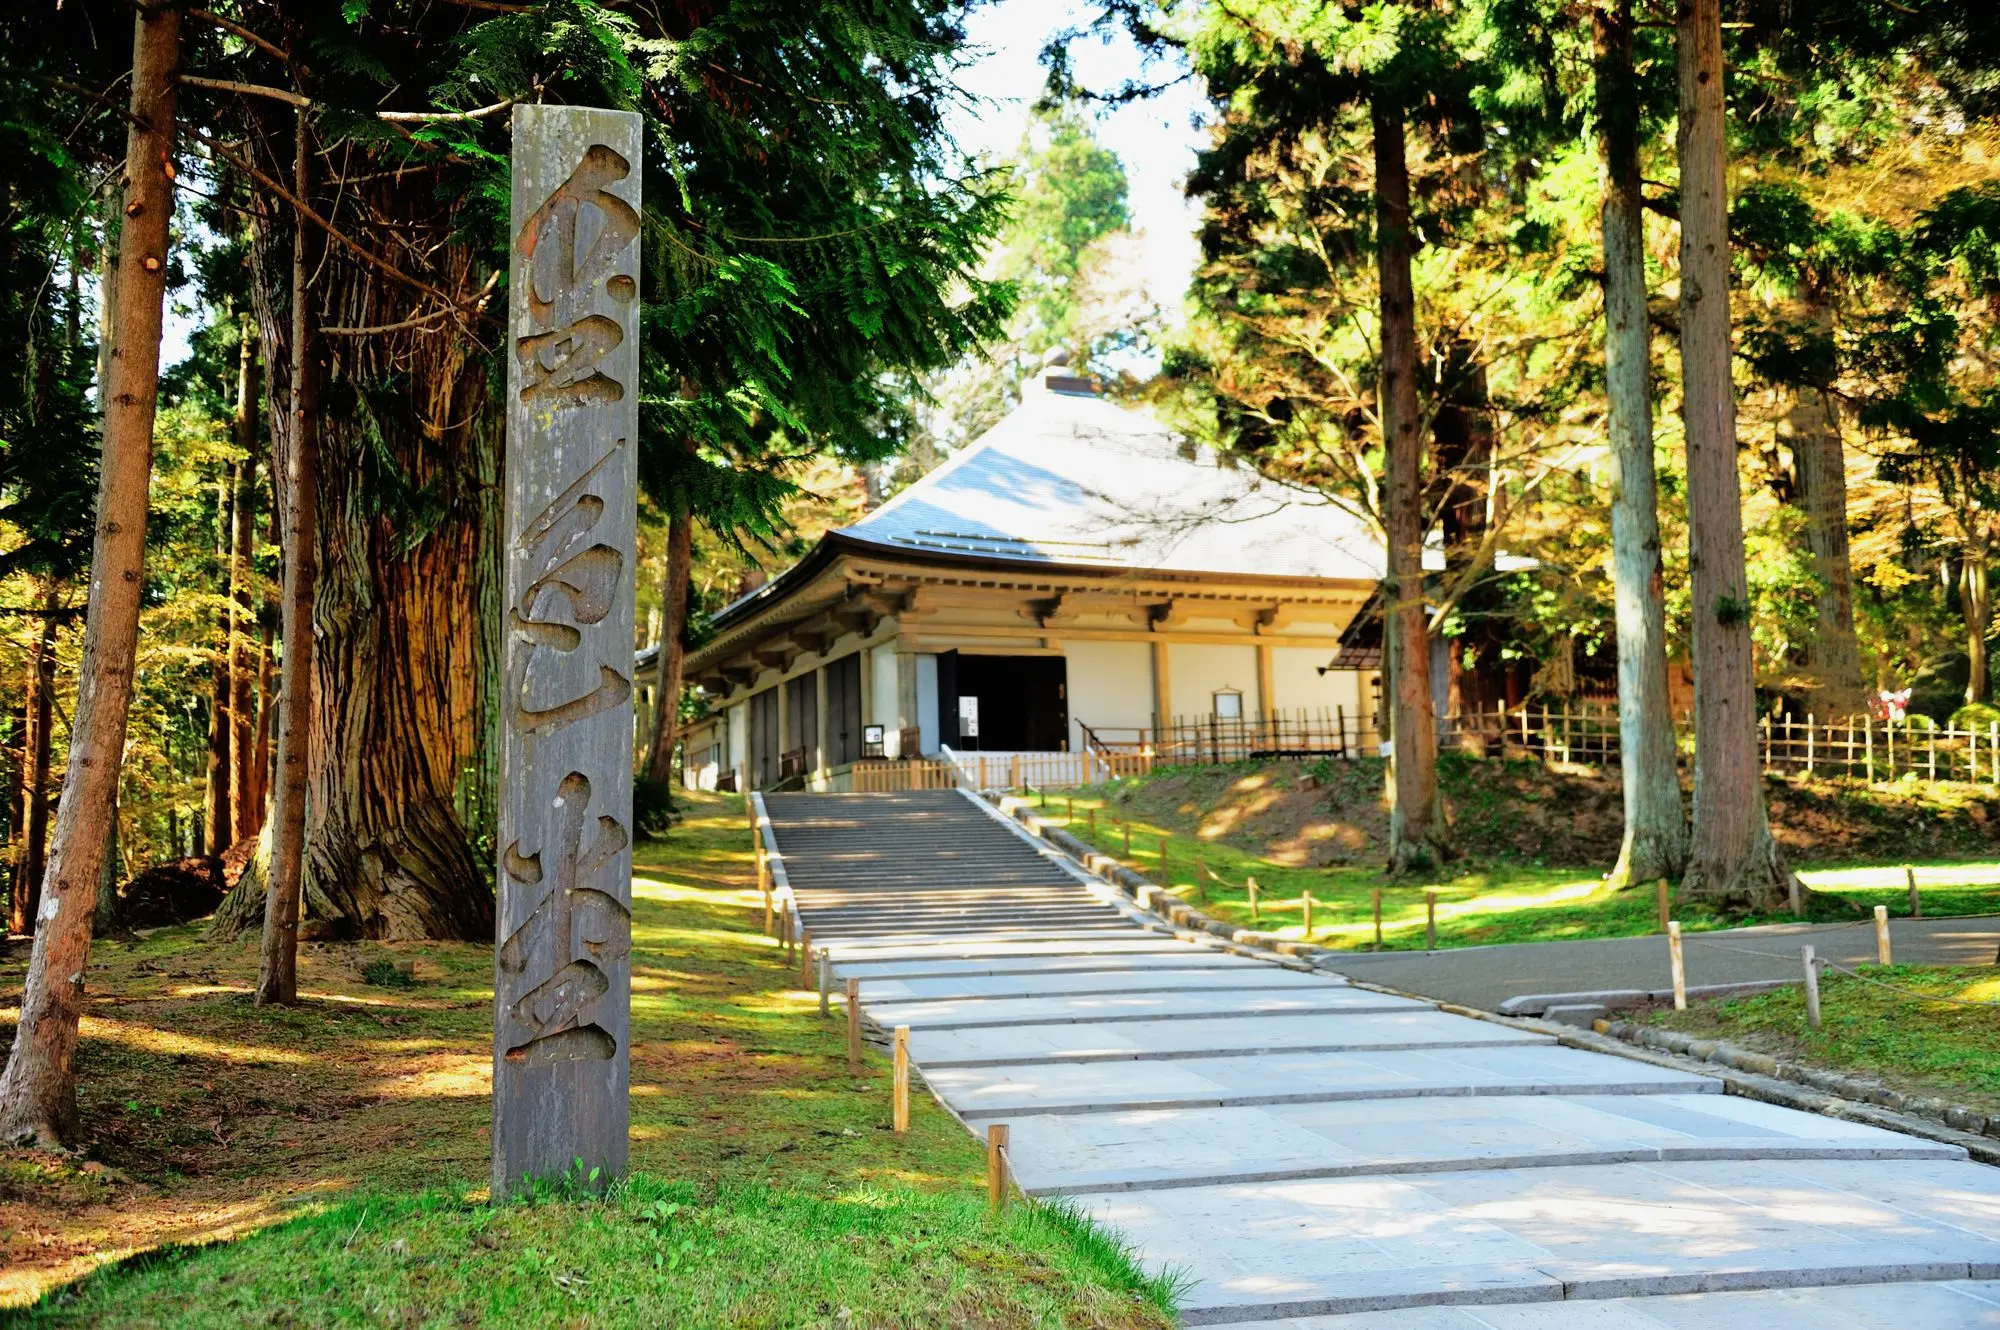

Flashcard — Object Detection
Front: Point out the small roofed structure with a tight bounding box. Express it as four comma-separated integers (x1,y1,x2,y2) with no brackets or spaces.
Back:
665,355,1388,791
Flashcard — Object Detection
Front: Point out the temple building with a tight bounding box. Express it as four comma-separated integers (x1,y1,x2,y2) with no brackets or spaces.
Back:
665,356,1387,791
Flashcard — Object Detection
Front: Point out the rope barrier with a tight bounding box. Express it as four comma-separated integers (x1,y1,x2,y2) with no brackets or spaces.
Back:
1812,956,2000,1008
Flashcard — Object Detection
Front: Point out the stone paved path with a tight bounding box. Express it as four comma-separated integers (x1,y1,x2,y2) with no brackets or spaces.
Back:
764,791,2000,1326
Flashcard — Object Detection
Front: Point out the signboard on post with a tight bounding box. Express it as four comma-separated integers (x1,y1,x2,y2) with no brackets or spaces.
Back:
493,105,642,1200
958,695,980,742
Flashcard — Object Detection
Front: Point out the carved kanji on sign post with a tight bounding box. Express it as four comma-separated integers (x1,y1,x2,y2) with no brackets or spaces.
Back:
494,106,641,1200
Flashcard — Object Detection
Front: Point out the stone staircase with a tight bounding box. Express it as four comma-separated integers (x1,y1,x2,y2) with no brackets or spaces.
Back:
762,790,1127,942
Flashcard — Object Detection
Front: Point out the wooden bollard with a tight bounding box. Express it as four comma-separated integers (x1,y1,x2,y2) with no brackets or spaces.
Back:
1066,795,1073,824
892,1026,910,1133
1372,888,1383,948
1247,875,1259,921
1122,821,1131,856
1302,890,1314,938
846,978,862,1070
1802,945,1822,1030
1194,856,1208,904
1787,870,1803,918
818,950,831,1017
1425,891,1437,952
762,883,773,936
1089,807,1098,839
1655,879,1670,934
1667,921,1686,1010
1874,904,1892,966
1906,865,1922,918
800,930,814,991
986,1123,1010,1213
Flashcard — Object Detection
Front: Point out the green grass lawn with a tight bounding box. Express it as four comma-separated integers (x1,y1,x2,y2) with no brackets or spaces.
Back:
0,792,1176,1327
1036,788,2000,951
1645,965,2000,1118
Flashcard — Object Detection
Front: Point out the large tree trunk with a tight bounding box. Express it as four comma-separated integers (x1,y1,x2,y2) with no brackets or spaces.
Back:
643,508,694,785
1597,0,1689,887
1786,294,1865,712
1373,96,1448,873
10,592,58,936
250,469,279,826
1677,0,1791,908
203,476,233,855
229,320,262,841
256,115,319,1005
0,3,179,1147
1966,528,1992,706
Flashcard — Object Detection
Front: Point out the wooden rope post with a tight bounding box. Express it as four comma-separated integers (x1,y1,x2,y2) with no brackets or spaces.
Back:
892,1026,910,1133
817,949,831,1017
846,978,862,1070
1787,868,1803,918
1066,795,1073,824
1425,890,1437,952
800,930,814,991
1302,890,1314,939
1874,904,1892,966
986,1123,1010,1213
1655,879,1670,934
1667,921,1686,1011
1122,820,1131,857
1089,806,1098,840
1194,856,1208,904
1802,945,1821,1030
1372,888,1383,948
762,881,773,936
1906,865,1921,918
1247,875,1259,922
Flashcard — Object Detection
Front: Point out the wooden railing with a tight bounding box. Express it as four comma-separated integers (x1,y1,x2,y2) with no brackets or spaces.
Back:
849,759,963,792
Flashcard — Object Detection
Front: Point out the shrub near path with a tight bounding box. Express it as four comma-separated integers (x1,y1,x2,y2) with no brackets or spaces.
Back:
0,792,1174,1327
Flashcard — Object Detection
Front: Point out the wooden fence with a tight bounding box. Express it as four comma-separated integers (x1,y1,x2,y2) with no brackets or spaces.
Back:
1092,705,2000,789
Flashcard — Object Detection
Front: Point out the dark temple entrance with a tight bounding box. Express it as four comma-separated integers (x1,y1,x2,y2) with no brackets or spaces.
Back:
938,651,1068,751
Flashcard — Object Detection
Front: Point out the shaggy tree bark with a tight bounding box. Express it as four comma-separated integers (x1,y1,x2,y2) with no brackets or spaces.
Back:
10,589,58,936
256,114,318,1006
1373,95,1448,873
643,508,694,785
229,320,262,841
0,2,179,1146
1597,0,1689,887
1677,0,1792,908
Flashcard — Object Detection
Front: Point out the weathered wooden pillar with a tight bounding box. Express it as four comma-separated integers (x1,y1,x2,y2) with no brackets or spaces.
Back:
493,105,642,1200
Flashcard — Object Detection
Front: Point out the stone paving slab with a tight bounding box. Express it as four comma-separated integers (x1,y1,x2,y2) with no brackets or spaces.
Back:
996,1093,1964,1195
817,936,1185,962
929,1045,1715,1118
1079,1158,2000,1322
1238,1279,2000,1327
865,987,1424,1032
908,1009,1544,1069
832,952,1271,982
857,967,1346,1004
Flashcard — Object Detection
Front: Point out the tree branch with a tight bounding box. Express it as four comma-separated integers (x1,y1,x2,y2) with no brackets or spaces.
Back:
178,74,309,107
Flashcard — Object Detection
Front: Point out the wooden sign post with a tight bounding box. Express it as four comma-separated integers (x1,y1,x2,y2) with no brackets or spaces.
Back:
492,105,643,1201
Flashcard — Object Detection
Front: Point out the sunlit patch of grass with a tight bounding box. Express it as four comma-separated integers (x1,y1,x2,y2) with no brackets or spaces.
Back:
1649,965,2000,1116
1,792,1173,1326
1047,781,2000,950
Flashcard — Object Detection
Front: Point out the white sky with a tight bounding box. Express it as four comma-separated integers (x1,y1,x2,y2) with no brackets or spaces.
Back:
950,0,1209,312
162,4,1210,372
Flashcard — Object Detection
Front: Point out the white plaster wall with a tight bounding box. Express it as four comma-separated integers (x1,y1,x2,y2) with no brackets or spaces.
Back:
1064,639,1154,751
917,653,939,755
1269,648,1369,722
726,703,746,773
1168,643,1261,721
873,647,902,755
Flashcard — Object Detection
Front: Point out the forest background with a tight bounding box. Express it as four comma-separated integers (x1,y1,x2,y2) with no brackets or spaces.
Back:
3,0,2000,1129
